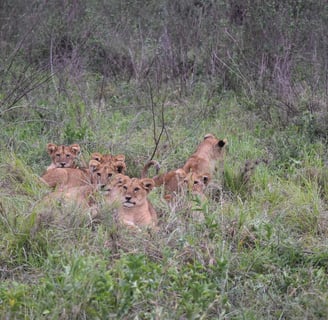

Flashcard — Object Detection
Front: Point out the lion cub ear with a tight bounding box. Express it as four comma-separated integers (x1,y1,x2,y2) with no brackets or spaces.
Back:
89,160,101,172
140,178,155,192
70,144,81,155
47,143,58,154
175,168,187,179
91,152,103,162
114,154,125,161
217,139,227,148
202,174,211,185
204,133,215,140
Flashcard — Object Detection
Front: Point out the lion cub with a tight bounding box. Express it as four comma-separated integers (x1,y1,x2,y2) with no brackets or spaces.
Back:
182,133,227,176
44,160,118,219
91,152,127,174
46,143,82,171
118,177,158,229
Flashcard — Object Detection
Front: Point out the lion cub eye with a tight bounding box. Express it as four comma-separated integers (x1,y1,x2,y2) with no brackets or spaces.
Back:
123,185,128,190
97,172,101,177
66,154,71,158
134,187,140,192
108,173,113,178
56,153,61,158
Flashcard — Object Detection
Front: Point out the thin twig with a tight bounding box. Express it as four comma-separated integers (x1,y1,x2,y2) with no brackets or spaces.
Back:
148,81,167,160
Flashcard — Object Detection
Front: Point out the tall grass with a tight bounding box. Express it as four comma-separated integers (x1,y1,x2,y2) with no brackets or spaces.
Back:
0,84,327,319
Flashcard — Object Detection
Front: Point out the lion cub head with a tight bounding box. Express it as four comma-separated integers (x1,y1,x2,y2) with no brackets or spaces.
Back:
182,133,227,175
47,143,81,170
118,178,157,228
91,152,127,174
89,160,116,188
100,173,131,204
183,172,211,197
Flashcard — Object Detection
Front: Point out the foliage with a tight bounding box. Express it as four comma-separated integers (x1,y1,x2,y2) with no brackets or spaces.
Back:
0,1,327,319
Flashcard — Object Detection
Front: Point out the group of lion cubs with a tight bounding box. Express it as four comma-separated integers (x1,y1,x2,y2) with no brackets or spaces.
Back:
40,134,227,229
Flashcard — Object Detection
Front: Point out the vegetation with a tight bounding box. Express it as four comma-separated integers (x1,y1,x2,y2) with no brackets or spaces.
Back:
0,0,327,319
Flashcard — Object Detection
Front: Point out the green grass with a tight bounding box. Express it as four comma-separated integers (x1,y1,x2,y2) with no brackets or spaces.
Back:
0,83,327,319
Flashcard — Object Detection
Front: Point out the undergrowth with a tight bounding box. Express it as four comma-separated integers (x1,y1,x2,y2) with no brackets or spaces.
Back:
0,87,327,319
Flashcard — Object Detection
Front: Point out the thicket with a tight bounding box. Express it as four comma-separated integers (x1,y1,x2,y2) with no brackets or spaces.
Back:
1,0,327,137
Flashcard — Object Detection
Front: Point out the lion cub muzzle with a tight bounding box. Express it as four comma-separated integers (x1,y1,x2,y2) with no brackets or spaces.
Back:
123,195,136,208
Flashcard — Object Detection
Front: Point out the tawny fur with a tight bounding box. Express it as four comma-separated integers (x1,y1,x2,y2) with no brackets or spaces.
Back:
46,143,81,171
182,133,227,176
100,174,131,205
91,152,127,174
142,160,187,201
183,171,211,199
89,160,116,187
42,158,118,191
41,167,90,189
118,177,157,228
43,160,122,222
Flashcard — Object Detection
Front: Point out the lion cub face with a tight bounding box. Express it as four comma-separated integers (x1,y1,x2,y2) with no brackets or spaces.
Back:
91,152,127,174
100,174,131,204
121,178,155,208
47,143,81,170
89,160,116,188
183,172,211,196
157,168,187,200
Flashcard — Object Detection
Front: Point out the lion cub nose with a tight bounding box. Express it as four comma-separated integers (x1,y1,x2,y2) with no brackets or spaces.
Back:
60,163,66,167
125,195,132,201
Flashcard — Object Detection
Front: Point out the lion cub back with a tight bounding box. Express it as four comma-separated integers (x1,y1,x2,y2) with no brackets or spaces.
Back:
182,134,227,175
41,167,90,189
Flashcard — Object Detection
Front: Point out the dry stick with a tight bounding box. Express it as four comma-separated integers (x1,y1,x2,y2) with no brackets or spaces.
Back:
0,73,54,115
1,21,95,114
49,35,58,95
98,75,106,112
148,81,167,161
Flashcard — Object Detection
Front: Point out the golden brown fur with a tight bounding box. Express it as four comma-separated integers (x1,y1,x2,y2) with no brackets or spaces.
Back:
118,177,157,228
47,184,96,209
91,152,127,174
141,160,187,201
46,143,81,171
183,171,211,198
182,134,227,176
100,173,131,205
41,167,90,189
89,160,116,187
43,160,121,223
